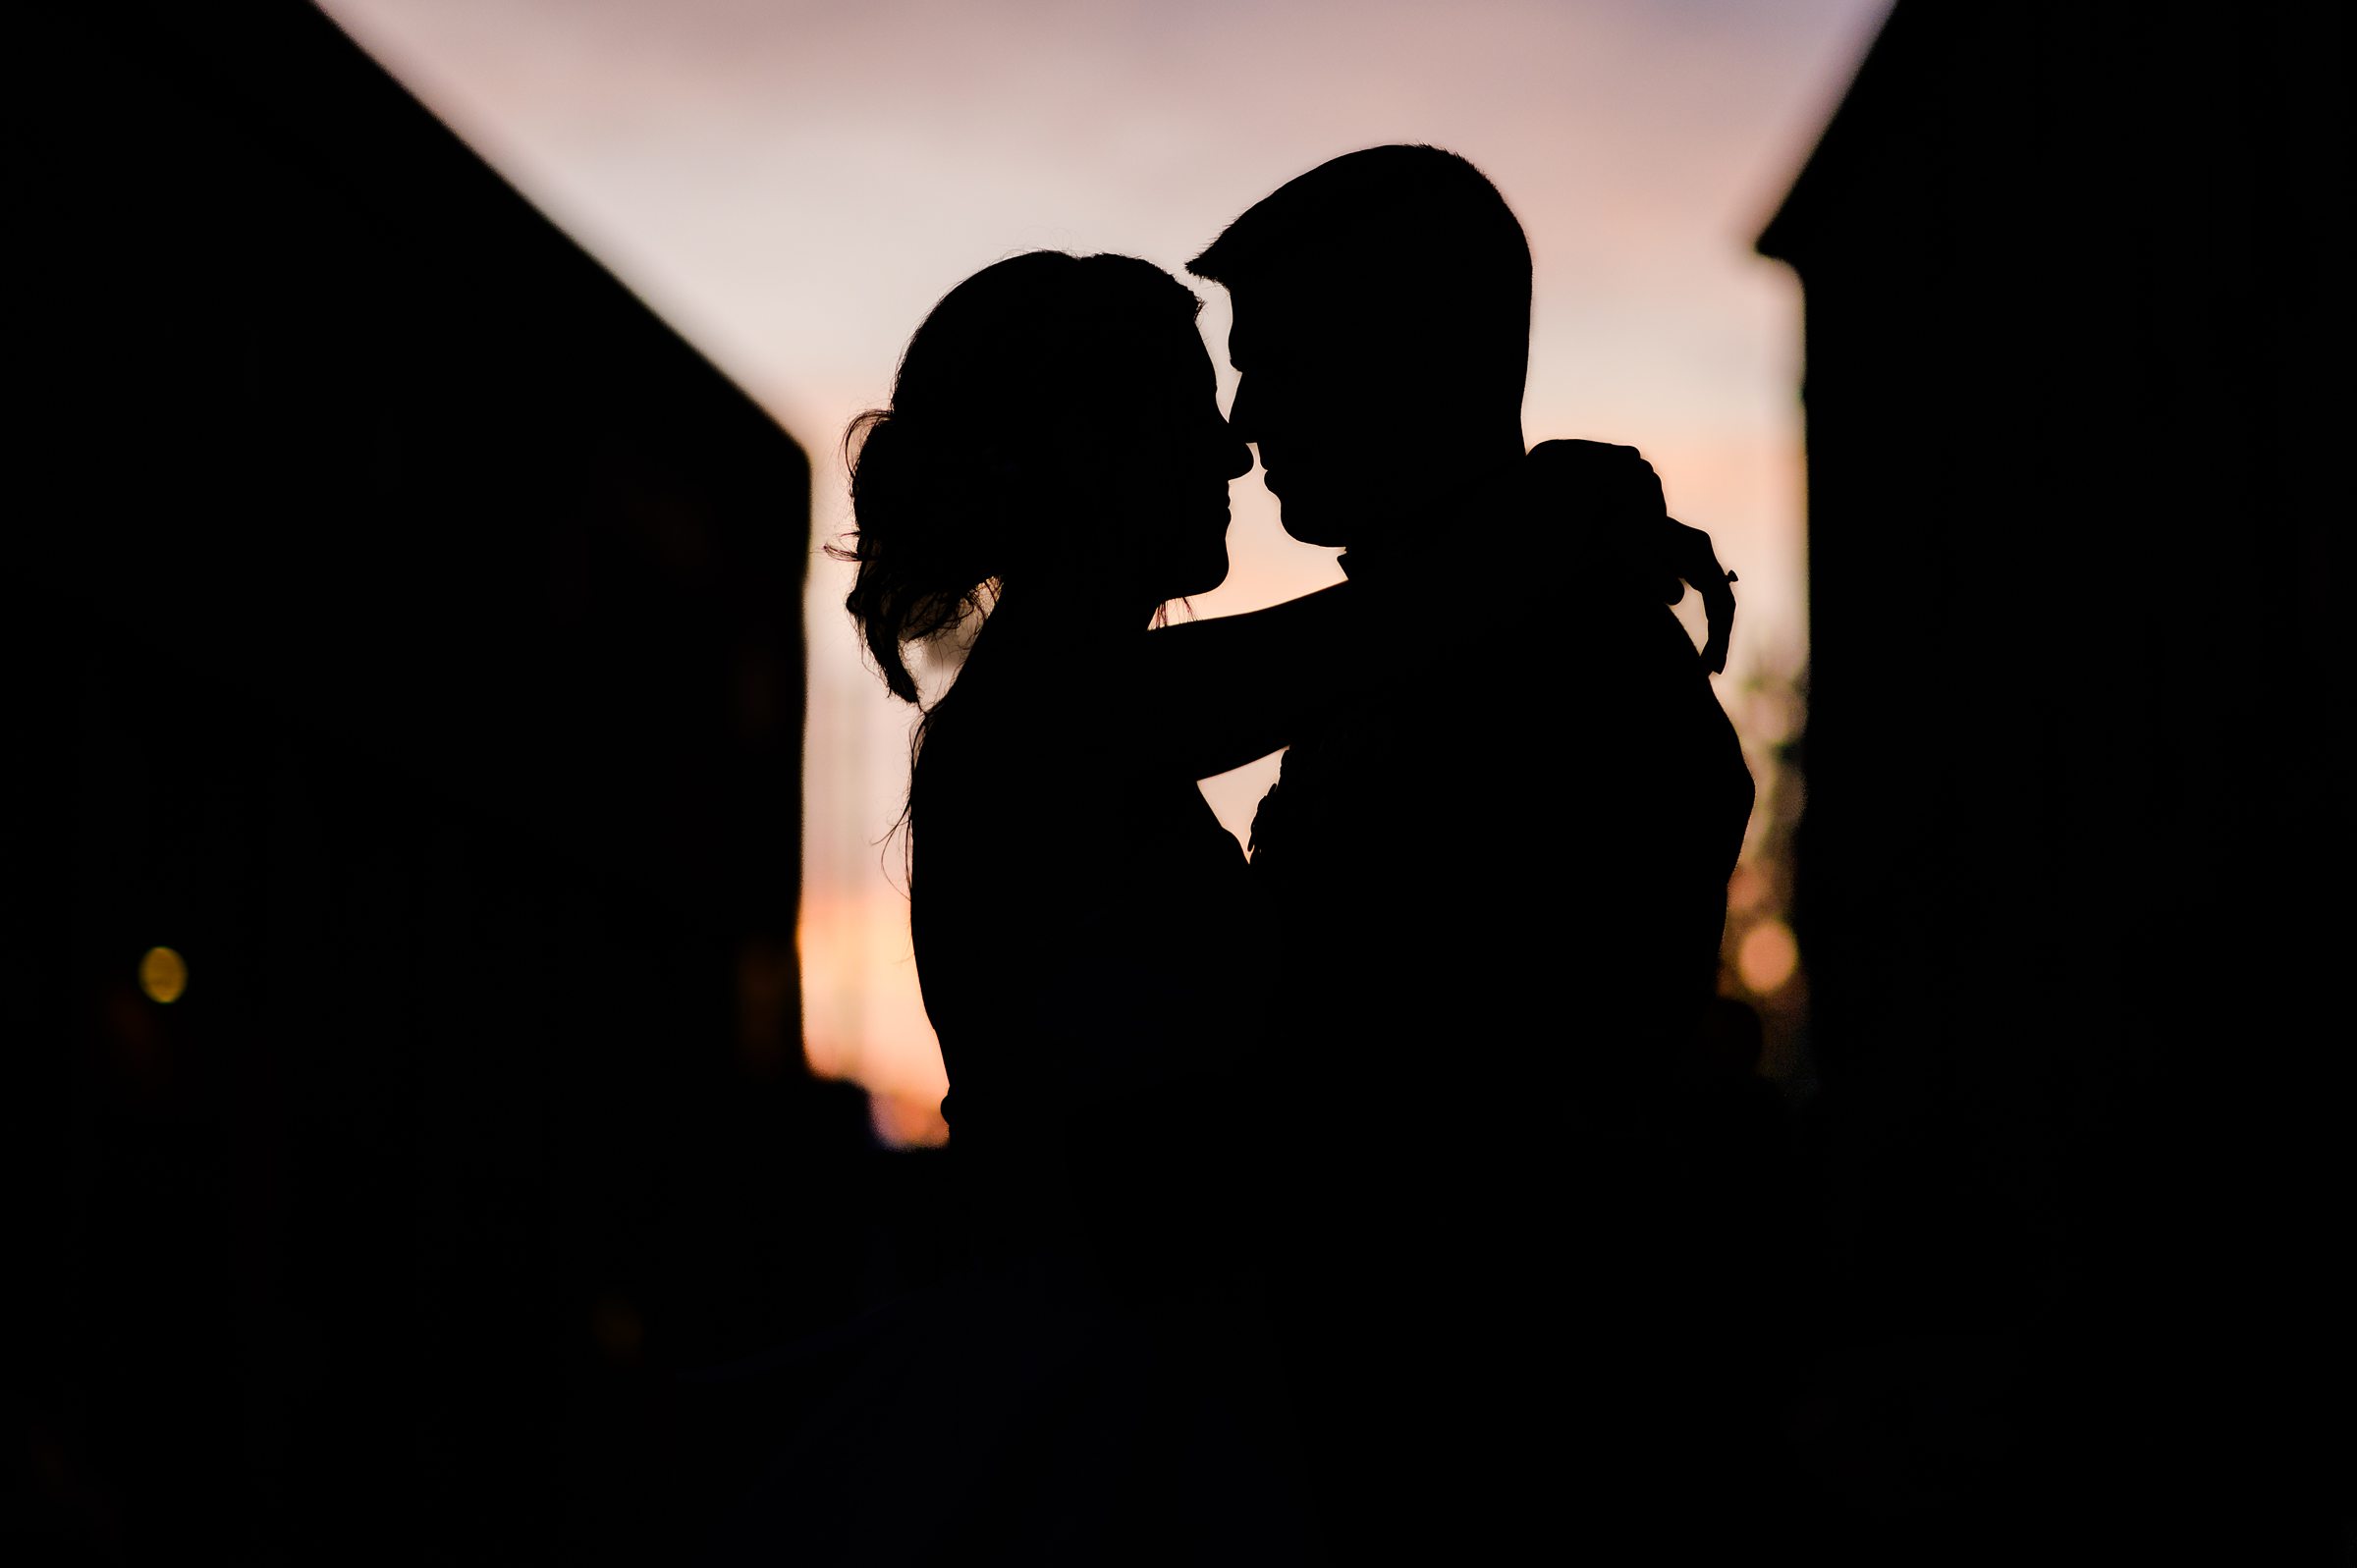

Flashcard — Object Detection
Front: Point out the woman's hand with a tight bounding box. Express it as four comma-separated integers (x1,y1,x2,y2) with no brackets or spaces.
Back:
1524,438,1739,674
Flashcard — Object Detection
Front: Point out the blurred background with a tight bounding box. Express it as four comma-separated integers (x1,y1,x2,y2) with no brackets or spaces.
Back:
22,1,2349,1562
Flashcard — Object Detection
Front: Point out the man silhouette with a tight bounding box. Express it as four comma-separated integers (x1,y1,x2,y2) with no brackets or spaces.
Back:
1187,145,1762,1555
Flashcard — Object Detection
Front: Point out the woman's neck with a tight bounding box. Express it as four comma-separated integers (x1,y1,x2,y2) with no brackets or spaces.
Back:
950,575,1156,709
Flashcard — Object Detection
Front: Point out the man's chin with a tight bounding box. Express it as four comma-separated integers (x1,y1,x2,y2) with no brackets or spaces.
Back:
1272,490,1350,548
1279,492,1401,550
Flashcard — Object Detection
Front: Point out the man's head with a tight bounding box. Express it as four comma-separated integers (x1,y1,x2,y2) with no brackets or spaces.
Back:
1188,145,1531,548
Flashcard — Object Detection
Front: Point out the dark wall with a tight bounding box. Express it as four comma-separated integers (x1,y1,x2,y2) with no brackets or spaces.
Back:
15,6,939,1562
23,1,805,912
1761,2,2351,1557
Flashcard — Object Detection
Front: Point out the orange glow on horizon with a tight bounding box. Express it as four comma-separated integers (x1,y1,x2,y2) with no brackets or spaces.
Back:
1736,918,1800,995
797,890,946,1102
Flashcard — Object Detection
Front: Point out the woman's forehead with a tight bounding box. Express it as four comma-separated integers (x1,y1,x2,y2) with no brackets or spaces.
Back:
1088,313,1212,380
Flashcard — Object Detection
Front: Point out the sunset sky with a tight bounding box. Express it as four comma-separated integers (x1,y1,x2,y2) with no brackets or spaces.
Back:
314,0,1891,1142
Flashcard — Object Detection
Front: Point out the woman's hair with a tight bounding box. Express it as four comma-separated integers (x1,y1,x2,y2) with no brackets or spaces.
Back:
836,250,1203,704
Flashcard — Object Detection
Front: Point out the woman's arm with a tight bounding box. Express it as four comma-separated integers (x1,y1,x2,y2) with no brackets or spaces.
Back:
1136,581,1357,779
1130,441,1736,781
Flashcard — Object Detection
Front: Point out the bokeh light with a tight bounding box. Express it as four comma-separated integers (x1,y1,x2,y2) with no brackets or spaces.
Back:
1736,918,1799,995
138,946,188,1004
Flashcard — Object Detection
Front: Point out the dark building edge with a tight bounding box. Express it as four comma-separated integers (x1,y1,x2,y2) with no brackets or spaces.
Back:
1758,3,2353,1558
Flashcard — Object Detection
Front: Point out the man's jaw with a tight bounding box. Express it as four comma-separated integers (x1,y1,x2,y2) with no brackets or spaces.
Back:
1277,490,1420,554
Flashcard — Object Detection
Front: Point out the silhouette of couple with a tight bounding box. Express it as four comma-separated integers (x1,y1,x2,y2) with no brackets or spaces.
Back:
732,145,1762,1563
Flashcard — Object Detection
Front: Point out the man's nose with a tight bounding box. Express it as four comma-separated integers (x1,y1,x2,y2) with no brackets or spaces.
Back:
1220,423,1253,481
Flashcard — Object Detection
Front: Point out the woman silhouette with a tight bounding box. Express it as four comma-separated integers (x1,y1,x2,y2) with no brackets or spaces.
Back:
708,252,1329,1565
845,251,1267,1194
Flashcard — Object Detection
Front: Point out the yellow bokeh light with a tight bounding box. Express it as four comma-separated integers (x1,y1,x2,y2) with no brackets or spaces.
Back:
1736,919,1799,996
138,946,188,1004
